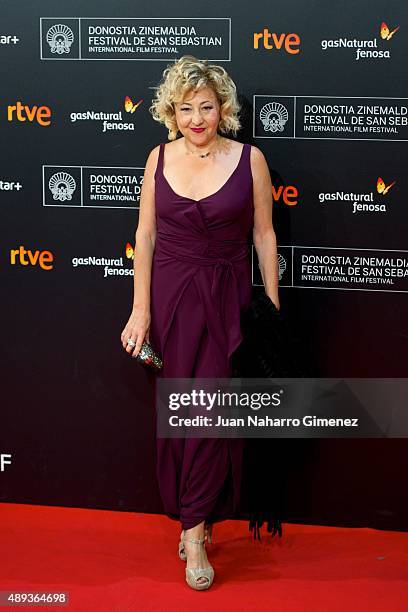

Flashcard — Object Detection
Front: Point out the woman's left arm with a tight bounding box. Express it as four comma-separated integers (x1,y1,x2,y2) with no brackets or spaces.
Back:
250,145,280,311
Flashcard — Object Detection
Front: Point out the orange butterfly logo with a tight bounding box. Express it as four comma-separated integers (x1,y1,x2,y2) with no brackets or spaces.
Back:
124,96,143,113
125,242,135,259
380,22,400,40
377,177,396,196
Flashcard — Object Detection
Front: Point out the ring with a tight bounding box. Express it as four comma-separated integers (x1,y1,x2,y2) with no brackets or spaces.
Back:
127,338,136,347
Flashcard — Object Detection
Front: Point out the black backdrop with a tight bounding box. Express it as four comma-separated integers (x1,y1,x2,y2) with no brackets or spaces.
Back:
1,0,407,531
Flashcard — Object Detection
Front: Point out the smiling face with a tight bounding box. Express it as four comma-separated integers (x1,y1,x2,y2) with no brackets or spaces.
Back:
174,86,221,145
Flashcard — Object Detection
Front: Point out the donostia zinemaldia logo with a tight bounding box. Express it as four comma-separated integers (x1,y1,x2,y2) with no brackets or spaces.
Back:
278,253,286,280
49,172,76,201
46,24,74,54
260,102,289,133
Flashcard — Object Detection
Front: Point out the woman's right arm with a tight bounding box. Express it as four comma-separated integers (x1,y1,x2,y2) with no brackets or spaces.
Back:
121,145,160,357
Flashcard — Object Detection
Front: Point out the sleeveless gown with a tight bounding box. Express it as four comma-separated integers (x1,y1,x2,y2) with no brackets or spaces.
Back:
149,140,254,531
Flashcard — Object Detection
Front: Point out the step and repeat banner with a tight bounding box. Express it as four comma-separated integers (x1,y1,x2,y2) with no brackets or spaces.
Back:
1,1,407,530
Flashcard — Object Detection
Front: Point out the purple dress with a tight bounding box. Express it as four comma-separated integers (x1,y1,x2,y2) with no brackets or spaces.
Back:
149,141,254,530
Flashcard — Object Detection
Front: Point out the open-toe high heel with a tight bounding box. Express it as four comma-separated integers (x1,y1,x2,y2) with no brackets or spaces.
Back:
205,523,213,543
178,529,186,561
182,534,214,590
179,523,213,561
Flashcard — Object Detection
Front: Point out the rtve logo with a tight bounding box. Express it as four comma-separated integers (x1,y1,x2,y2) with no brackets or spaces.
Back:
7,101,52,126
272,183,299,206
10,246,54,270
253,28,301,54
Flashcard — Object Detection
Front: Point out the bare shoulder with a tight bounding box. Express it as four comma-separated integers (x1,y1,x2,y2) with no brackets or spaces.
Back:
141,143,163,193
249,144,267,166
139,144,162,204
249,144,270,178
218,136,245,153
144,143,161,172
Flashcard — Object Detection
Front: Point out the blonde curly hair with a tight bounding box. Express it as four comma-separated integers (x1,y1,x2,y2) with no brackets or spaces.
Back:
149,55,242,141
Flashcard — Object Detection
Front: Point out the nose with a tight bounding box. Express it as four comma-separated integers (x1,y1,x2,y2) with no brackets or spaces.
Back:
191,110,204,126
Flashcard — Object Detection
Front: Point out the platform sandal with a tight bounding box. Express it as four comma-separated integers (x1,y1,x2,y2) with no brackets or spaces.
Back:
178,523,213,561
182,534,214,590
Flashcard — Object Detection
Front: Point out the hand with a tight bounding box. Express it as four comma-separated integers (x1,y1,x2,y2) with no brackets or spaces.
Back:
121,307,151,358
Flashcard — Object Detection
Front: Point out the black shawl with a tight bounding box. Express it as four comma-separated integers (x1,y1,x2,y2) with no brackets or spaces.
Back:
231,289,304,540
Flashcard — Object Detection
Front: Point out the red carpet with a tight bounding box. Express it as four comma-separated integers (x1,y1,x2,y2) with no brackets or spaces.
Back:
0,503,406,611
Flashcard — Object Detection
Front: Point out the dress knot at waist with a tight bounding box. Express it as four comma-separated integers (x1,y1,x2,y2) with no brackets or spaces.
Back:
214,258,233,267
155,231,249,266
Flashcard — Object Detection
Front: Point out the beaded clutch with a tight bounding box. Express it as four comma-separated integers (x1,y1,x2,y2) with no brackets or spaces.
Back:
135,341,163,372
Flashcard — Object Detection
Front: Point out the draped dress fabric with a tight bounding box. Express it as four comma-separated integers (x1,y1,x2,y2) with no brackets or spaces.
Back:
149,140,254,531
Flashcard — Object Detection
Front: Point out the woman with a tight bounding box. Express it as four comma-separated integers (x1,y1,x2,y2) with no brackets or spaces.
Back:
121,55,280,590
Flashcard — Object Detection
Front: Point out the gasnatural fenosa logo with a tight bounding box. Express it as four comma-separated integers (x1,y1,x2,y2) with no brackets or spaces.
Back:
71,243,135,278
318,176,396,214
125,242,135,260
321,21,400,61
69,96,143,133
